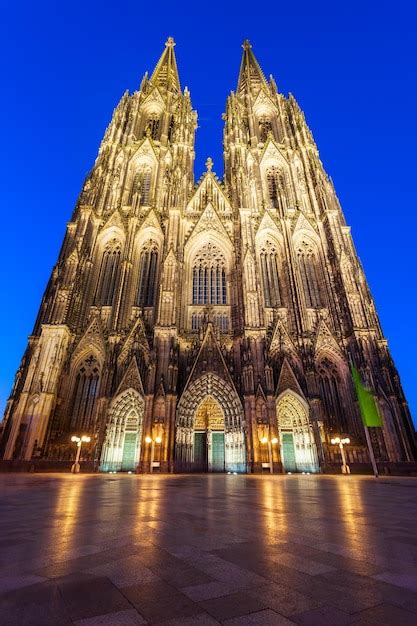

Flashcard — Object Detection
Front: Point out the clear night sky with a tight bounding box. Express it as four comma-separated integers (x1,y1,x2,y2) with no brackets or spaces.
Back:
1,1,416,426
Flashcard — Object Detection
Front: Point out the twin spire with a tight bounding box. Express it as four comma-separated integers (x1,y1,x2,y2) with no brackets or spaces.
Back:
148,37,270,97
150,36,181,94
237,39,269,96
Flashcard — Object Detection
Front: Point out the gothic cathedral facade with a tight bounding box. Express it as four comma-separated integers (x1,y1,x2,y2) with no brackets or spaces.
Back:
1,39,415,473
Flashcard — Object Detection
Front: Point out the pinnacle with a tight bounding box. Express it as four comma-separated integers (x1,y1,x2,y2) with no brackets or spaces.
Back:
165,36,176,48
237,39,268,96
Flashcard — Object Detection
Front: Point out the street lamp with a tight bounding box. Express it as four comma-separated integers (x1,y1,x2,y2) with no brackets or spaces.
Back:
260,436,278,474
146,435,162,473
70,435,91,474
330,437,351,474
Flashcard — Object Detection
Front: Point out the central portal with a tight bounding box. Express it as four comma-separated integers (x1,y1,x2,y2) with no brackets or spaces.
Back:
194,396,225,472
175,373,246,473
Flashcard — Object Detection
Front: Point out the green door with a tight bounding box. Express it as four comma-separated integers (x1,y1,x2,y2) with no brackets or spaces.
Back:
211,432,225,472
282,433,297,472
121,433,137,471
194,432,207,471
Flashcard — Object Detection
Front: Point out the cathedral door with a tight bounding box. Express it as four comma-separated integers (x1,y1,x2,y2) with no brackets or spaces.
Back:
121,433,137,471
193,432,208,471
211,432,225,472
277,391,319,473
194,396,225,472
281,433,297,472
176,374,246,473
100,389,144,472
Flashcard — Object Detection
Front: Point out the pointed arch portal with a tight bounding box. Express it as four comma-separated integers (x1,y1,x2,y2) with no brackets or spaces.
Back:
176,374,246,473
276,391,319,473
100,388,145,472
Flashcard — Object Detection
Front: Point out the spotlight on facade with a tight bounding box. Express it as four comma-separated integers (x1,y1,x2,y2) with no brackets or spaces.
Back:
145,436,152,444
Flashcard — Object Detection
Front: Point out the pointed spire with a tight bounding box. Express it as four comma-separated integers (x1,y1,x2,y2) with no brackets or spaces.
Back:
150,37,181,94
237,39,268,96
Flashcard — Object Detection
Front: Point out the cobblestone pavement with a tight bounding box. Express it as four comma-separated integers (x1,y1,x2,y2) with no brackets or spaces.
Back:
0,474,417,625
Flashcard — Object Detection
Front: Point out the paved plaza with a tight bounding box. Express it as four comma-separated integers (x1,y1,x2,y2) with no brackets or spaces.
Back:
0,474,417,625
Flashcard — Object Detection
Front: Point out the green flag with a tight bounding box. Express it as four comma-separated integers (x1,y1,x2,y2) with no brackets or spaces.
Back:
351,365,383,427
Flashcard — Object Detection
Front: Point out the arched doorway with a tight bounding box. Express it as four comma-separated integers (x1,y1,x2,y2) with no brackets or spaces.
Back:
194,396,225,472
176,374,246,473
277,391,319,473
100,388,144,472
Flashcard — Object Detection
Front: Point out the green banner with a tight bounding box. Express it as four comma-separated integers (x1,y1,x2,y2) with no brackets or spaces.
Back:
351,365,383,427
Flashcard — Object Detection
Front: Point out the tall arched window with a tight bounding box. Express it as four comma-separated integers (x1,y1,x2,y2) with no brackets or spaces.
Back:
297,240,323,308
258,115,273,142
94,238,122,306
266,167,285,209
167,115,175,142
317,358,347,432
259,240,282,307
145,114,160,140
70,355,101,430
129,166,152,207
137,240,159,307
192,242,227,305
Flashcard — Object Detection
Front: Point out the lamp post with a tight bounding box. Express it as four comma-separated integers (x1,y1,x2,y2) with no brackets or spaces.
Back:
71,435,91,474
330,437,351,474
260,436,278,474
146,435,162,473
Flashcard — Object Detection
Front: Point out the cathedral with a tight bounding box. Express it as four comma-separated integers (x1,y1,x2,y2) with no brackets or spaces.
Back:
1,38,415,473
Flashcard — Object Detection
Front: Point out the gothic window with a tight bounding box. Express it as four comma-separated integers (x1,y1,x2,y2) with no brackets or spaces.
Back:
192,243,227,305
168,115,175,142
266,167,285,209
137,241,159,307
130,166,152,207
70,355,100,430
191,312,229,333
145,115,160,140
213,313,229,332
259,240,282,307
297,241,323,308
258,115,273,142
317,358,347,432
94,238,122,306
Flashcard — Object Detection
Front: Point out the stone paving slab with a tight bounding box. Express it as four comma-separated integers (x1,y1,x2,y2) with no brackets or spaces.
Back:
0,474,416,624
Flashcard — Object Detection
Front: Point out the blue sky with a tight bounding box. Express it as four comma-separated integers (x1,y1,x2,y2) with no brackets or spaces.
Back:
1,1,416,425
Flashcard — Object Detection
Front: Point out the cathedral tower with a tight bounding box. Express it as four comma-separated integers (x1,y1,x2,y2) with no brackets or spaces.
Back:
1,39,415,473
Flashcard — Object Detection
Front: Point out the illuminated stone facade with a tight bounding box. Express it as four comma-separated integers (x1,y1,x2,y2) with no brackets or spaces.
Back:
1,38,415,472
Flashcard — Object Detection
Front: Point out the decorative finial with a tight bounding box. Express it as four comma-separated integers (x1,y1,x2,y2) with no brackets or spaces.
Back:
205,157,213,172
242,39,252,50
165,37,176,48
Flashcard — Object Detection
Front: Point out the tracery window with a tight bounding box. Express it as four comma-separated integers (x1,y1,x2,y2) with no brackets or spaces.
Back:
192,243,227,305
70,355,100,430
297,241,323,308
317,358,346,432
94,238,122,306
145,115,160,140
259,240,282,308
129,166,152,207
266,167,285,209
137,240,159,307
259,115,273,142
191,312,229,333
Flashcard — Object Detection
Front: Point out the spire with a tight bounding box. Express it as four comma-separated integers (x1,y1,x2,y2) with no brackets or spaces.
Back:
150,36,181,94
237,39,268,96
